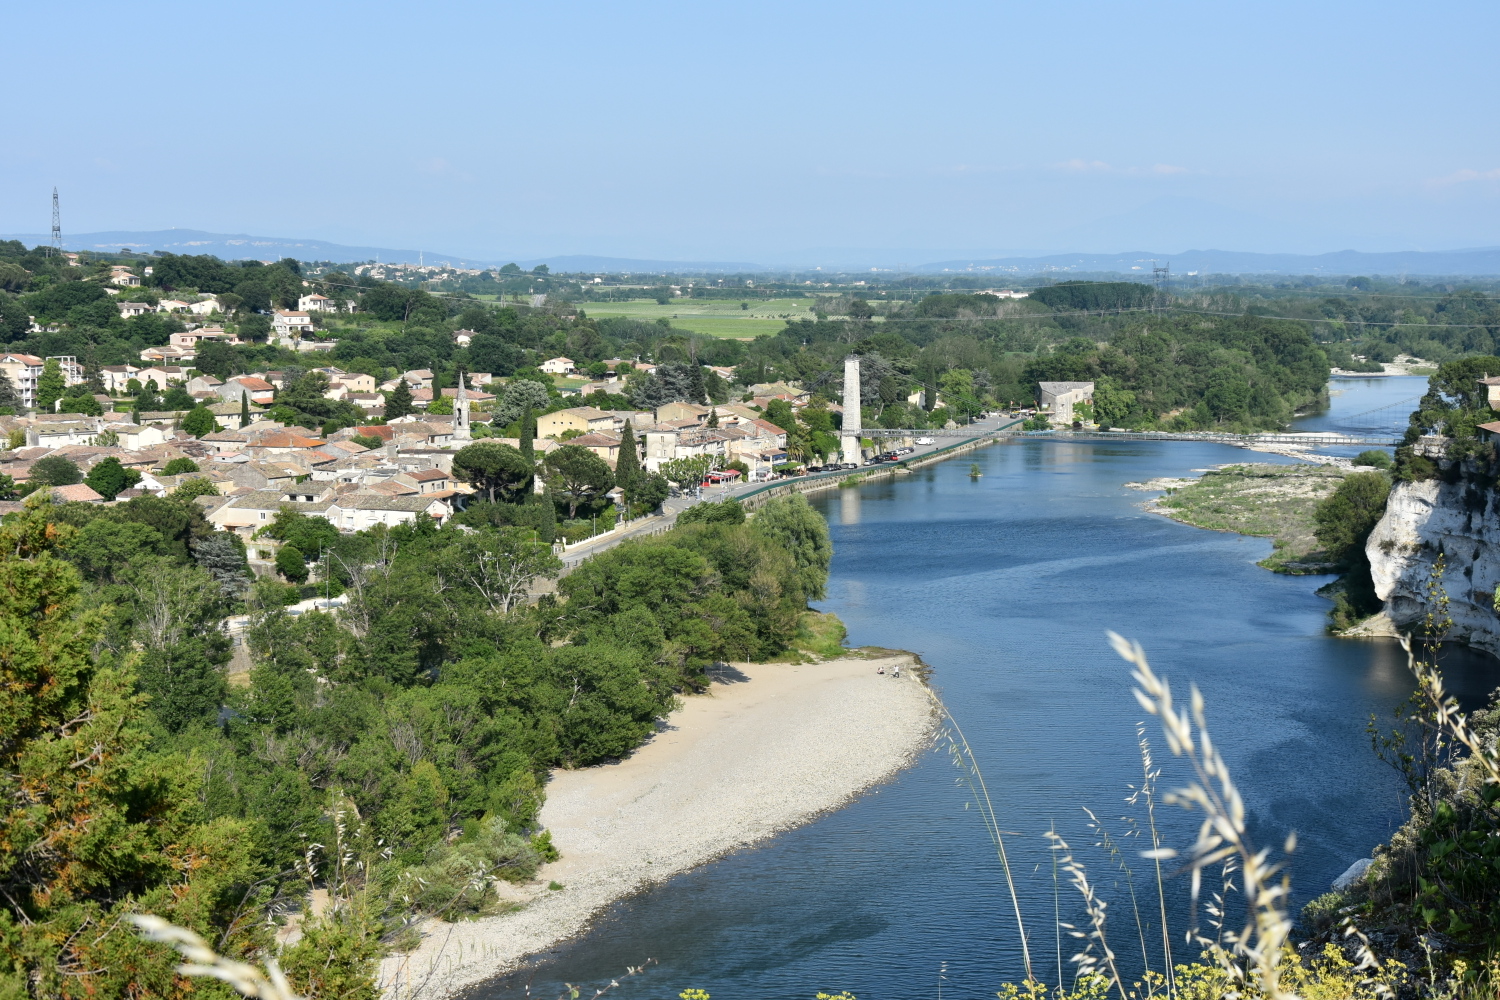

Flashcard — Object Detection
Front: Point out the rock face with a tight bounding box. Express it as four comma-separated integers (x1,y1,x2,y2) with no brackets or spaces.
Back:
1367,475,1500,655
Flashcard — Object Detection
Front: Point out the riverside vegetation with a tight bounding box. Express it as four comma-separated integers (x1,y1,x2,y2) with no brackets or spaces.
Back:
1134,455,1393,628
134,624,1500,1000
0,485,833,999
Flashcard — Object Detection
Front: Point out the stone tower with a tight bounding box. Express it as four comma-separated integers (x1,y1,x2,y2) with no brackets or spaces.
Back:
840,355,862,464
454,370,471,442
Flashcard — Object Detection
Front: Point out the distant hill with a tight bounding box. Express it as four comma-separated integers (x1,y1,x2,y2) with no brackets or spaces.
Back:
7,228,1500,277
0,230,761,273
914,247,1500,277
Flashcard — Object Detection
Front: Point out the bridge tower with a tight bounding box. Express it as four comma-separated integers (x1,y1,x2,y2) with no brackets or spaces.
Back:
841,355,863,463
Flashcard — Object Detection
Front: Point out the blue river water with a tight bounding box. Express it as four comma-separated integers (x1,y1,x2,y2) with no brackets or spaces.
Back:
471,377,1497,1000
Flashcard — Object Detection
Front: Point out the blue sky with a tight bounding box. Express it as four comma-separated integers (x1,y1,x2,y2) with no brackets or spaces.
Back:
6,0,1499,263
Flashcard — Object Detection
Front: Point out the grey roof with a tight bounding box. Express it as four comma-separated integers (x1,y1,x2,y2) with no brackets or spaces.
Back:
1037,381,1094,392
225,490,335,512
338,495,446,512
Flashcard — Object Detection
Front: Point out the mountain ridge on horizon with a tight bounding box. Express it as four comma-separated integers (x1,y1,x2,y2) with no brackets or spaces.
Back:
5,228,1500,277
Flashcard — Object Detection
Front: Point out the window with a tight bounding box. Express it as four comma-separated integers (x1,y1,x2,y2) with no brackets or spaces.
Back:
259,512,267,520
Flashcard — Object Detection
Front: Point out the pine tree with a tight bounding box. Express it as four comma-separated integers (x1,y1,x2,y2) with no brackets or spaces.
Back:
83,355,106,395
240,390,250,427
385,379,415,420
192,531,250,596
707,407,719,428
0,502,262,995
35,358,64,413
0,370,19,413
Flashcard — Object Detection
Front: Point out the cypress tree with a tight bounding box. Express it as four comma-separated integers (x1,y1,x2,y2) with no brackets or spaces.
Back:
520,407,535,461
616,418,640,489
240,390,250,427
520,407,536,494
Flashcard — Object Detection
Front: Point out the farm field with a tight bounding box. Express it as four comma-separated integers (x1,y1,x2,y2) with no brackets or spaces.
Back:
577,297,821,339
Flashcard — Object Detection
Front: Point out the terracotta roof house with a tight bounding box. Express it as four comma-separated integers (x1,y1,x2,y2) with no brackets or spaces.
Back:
50,483,105,503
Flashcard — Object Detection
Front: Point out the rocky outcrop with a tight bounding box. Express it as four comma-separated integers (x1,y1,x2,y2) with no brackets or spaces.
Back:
1367,474,1500,655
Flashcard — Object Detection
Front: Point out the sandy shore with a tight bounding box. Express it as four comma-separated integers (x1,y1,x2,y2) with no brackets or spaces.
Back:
377,652,935,999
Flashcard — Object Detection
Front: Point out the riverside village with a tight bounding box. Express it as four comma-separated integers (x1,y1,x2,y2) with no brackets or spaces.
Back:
5,7,1500,997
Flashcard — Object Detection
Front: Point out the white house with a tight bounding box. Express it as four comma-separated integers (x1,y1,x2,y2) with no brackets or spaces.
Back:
188,297,222,316
170,328,239,351
157,299,192,313
272,310,316,342
100,364,141,394
298,293,336,313
217,375,276,406
109,267,141,287
136,365,190,389
539,357,575,375
118,301,153,319
139,344,196,363
0,353,44,408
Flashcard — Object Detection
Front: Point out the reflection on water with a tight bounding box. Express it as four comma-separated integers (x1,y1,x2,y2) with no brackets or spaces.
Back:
470,380,1495,1000
838,486,861,525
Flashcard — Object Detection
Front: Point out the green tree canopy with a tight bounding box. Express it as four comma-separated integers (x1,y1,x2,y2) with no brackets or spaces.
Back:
453,441,535,503
748,493,832,601
1314,472,1392,564
35,358,65,412
265,507,339,558
162,457,199,476
29,454,82,487
384,378,415,420
544,444,615,519
276,543,308,583
82,457,142,500
181,404,219,438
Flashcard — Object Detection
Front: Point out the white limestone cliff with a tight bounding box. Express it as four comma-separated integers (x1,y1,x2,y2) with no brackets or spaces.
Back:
1367,475,1500,656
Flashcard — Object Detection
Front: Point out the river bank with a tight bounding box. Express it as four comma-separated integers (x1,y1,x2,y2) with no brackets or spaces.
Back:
377,652,935,1000
1125,461,1352,573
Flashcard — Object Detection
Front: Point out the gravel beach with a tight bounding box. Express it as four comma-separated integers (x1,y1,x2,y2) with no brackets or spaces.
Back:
378,652,936,999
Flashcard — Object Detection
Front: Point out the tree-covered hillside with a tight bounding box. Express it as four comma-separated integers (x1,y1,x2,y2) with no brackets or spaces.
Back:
0,488,831,998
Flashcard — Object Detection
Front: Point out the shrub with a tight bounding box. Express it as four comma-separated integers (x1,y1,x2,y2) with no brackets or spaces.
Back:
391,816,544,918
276,543,308,583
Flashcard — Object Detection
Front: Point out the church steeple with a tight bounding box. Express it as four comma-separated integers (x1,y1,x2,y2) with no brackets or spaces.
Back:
454,368,471,442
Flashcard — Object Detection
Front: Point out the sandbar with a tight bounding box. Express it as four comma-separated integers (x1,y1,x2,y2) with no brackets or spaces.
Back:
378,652,936,999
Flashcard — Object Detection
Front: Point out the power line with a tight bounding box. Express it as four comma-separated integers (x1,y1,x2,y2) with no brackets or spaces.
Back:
1168,305,1498,329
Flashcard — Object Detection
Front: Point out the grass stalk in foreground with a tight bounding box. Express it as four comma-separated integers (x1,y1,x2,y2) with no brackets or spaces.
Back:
1127,727,1176,997
939,704,1036,983
1108,630,1299,998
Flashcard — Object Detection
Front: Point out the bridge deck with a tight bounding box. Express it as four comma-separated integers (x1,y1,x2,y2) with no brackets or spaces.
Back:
862,428,1398,446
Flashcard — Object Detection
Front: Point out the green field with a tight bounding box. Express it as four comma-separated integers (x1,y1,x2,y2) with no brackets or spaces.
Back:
577,297,820,339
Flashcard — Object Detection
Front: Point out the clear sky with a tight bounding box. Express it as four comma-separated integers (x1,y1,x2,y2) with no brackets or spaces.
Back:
6,0,1499,263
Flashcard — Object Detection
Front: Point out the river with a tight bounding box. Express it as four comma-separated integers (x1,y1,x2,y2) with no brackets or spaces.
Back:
471,376,1497,1000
